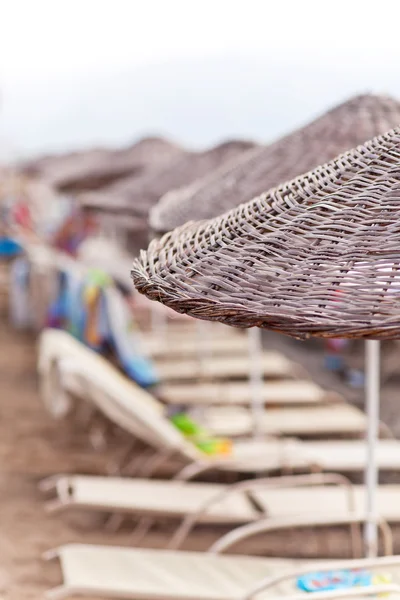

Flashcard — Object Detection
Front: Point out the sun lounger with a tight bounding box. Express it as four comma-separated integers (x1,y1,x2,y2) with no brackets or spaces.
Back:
303,440,400,472
38,328,318,475
41,475,262,524
44,546,400,599
40,472,400,552
154,353,297,381
143,332,248,358
253,484,400,522
159,381,341,407
44,514,399,599
38,329,400,477
40,473,353,530
202,404,369,438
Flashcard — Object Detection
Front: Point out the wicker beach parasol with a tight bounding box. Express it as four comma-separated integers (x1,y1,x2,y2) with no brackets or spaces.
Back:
150,94,400,234
133,124,400,557
133,126,400,340
81,139,257,225
22,137,183,193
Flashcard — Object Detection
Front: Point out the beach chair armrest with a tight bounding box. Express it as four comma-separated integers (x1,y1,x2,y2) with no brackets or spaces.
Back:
174,458,229,481
209,512,392,556
242,472,355,509
168,473,355,549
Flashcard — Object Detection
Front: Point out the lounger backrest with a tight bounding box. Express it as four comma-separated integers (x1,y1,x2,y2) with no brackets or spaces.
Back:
38,329,200,461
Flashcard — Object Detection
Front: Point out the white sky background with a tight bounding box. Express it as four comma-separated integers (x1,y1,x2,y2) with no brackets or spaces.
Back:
0,0,400,157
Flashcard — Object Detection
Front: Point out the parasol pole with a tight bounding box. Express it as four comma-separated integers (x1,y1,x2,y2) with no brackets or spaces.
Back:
248,327,264,439
196,319,212,371
193,320,212,423
364,339,380,558
150,302,167,338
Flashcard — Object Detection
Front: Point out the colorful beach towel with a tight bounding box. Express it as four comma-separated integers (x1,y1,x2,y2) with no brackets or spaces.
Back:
297,569,392,593
46,270,83,338
52,207,96,256
48,267,159,388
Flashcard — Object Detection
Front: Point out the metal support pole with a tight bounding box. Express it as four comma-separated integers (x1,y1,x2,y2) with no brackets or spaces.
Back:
191,320,212,423
196,320,212,370
248,327,264,439
150,303,167,338
365,339,380,558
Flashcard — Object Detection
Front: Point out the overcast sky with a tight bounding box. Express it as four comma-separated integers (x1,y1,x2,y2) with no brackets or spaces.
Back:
1,0,400,157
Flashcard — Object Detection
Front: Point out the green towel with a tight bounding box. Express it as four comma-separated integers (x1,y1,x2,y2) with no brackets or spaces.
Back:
169,412,232,456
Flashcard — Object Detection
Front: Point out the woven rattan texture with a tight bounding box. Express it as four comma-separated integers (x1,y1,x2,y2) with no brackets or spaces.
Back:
150,94,400,234
132,127,400,340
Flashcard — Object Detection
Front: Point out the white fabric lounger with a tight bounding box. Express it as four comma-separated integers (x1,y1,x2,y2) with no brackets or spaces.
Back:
37,329,319,475
41,474,400,531
160,381,341,407
154,353,297,381
143,332,249,358
224,439,400,475
305,440,400,472
42,476,261,524
44,545,300,600
44,545,400,600
203,404,368,438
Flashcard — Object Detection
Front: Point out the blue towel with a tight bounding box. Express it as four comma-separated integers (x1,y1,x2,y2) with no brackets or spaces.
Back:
0,237,22,258
103,289,159,388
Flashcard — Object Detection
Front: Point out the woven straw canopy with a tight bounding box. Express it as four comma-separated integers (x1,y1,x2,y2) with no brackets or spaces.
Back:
80,140,256,229
22,137,182,193
132,127,400,340
150,94,400,234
